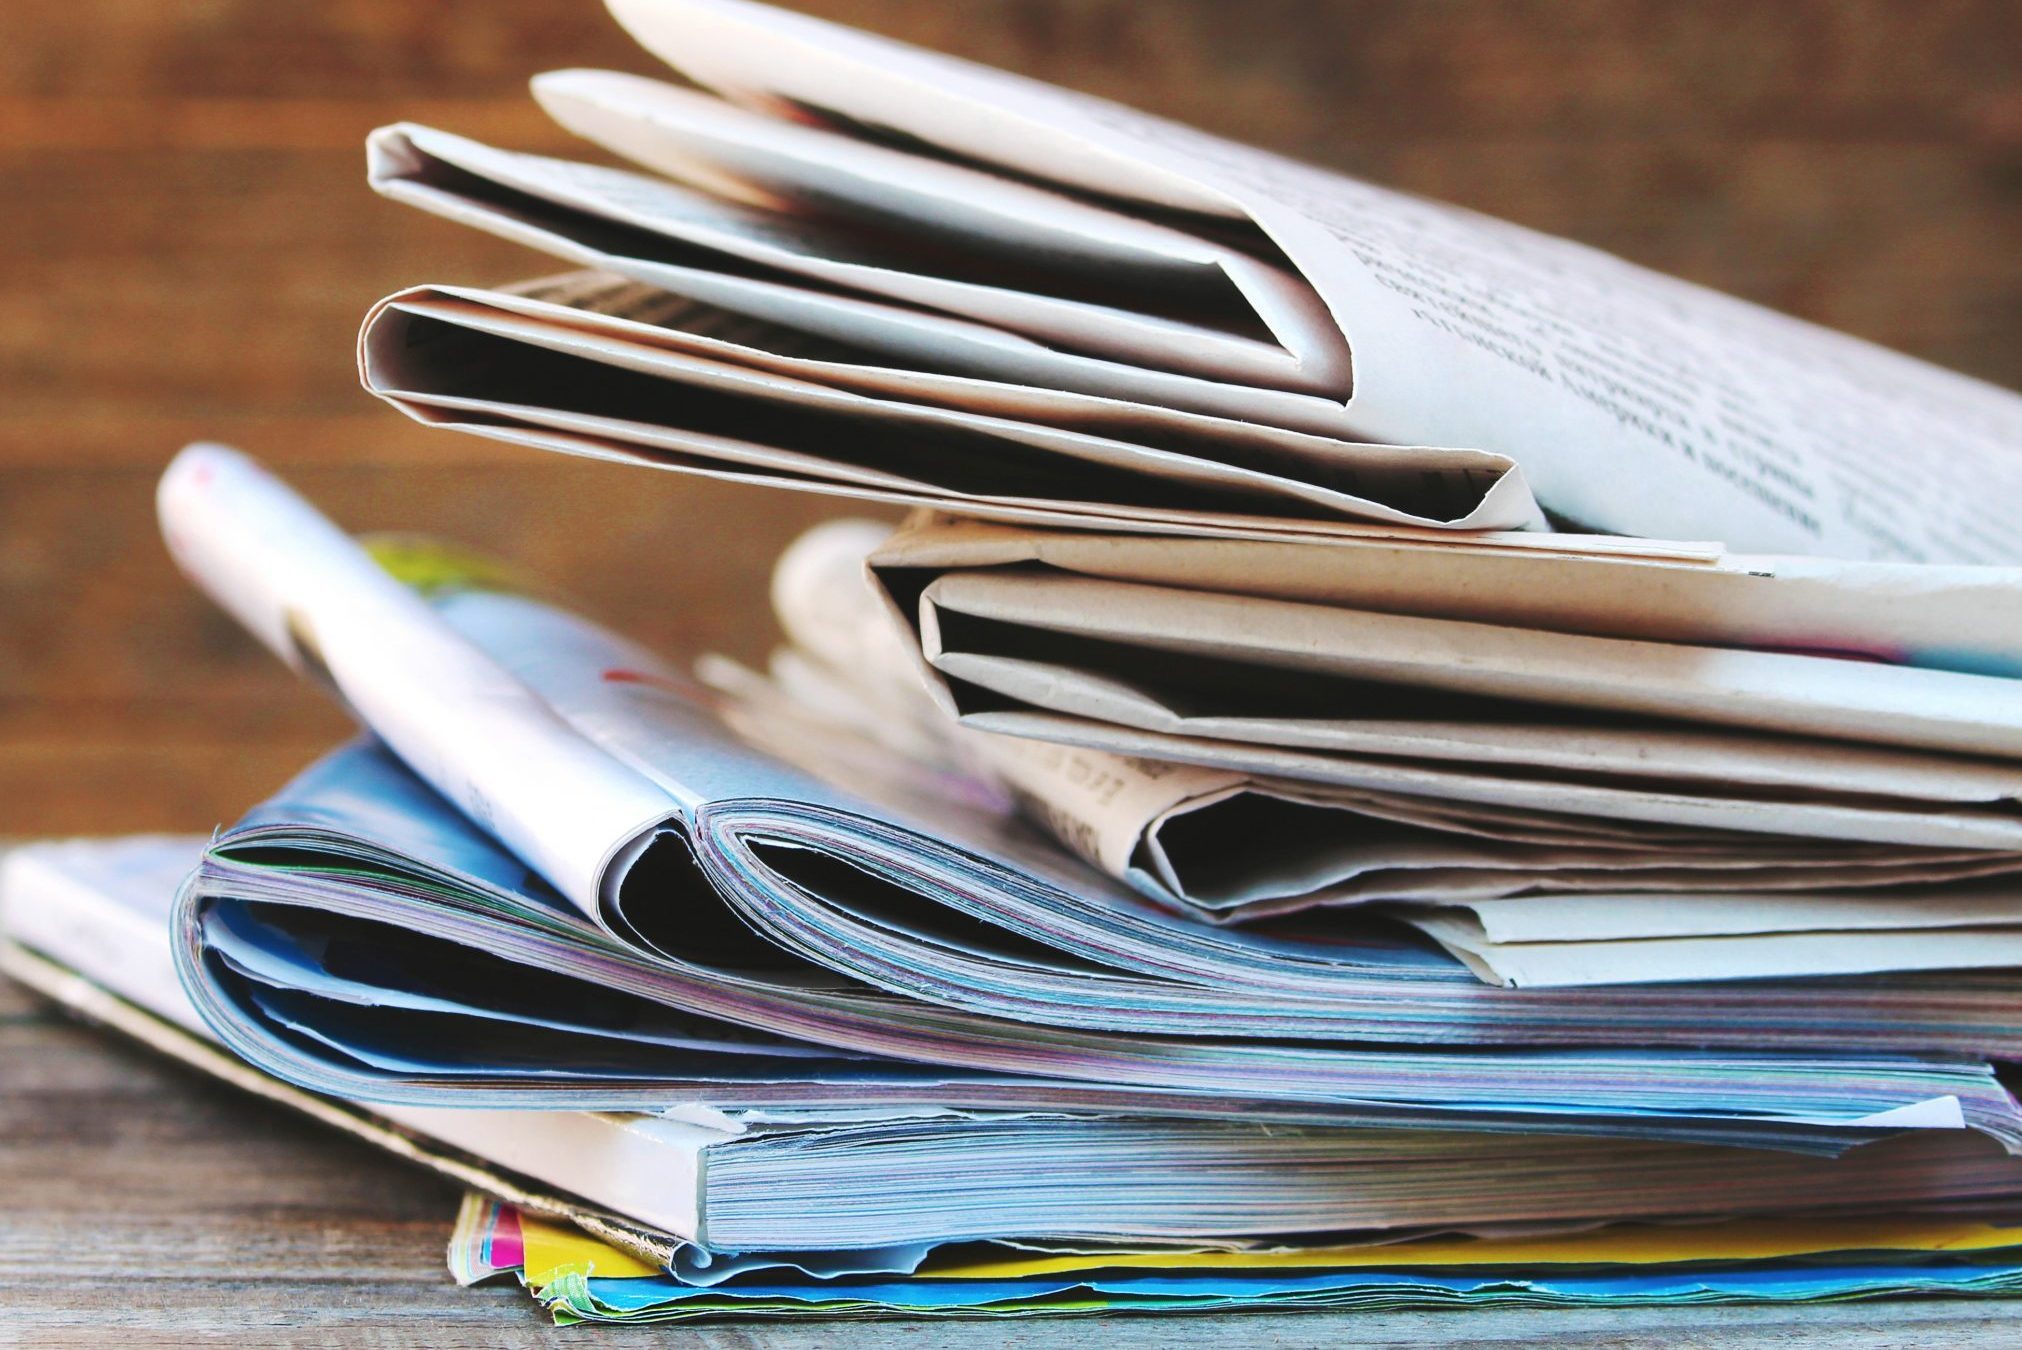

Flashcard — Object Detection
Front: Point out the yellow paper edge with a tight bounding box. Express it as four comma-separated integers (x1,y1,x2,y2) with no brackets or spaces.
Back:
521,1210,661,1283
509,1204,2022,1288
929,1214,2022,1280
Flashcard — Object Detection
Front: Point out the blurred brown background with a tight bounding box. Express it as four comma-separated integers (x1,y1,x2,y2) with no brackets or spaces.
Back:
2,0,2018,837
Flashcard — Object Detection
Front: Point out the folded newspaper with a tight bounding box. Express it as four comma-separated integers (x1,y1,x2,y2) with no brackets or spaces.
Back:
355,0,2022,564
857,518,2022,915
683,516,2022,990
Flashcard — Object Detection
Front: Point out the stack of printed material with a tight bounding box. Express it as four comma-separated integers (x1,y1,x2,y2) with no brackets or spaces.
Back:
357,0,2022,563
735,515,2022,989
17,0,2022,1322
13,804,2022,1320
449,1197,2022,1324
346,0,2022,997
81,442,2022,1276
150,447,2022,1150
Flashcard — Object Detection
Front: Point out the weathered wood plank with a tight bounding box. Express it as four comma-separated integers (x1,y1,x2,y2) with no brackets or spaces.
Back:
5,1,2015,140
0,457,864,835
0,460,863,688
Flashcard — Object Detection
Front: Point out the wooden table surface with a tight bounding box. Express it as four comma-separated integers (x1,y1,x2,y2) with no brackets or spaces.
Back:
5,966,2021,1345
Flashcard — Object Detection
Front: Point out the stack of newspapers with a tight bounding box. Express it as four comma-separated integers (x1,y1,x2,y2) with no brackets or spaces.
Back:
12,0,2022,1322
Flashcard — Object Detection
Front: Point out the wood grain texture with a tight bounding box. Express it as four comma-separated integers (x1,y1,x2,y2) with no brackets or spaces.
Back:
2,0,2020,1336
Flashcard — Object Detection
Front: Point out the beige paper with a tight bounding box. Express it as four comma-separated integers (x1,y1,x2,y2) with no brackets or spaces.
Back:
870,517,2022,679
371,121,1346,391
603,0,2022,563
919,569,2022,761
963,705,2022,851
1446,887,2022,944
759,518,2022,920
1409,912,2022,989
359,279,1541,537
532,69,1356,394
